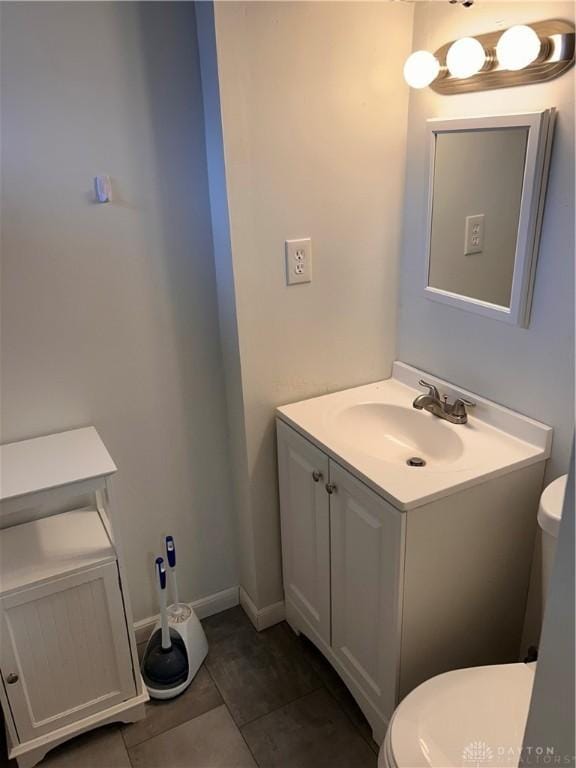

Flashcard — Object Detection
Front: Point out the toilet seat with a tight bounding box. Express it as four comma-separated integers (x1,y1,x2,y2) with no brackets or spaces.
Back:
381,715,399,768
379,663,536,768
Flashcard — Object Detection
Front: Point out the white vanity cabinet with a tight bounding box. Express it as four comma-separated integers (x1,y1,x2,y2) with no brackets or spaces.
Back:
329,463,404,723
277,420,404,738
276,414,546,744
277,422,331,645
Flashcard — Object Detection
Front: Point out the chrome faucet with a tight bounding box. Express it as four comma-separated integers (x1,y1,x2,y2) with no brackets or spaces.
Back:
412,379,475,425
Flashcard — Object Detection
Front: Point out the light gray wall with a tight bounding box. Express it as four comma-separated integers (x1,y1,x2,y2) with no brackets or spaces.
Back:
204,0,414,610
399,1,575,483
0,1,238,621
196,2,259,603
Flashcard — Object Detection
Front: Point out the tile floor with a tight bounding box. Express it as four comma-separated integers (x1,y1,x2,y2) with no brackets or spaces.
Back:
1,607,378,768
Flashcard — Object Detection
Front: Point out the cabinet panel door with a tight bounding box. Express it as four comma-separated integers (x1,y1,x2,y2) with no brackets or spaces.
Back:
0,562,136,742
277,420,331,644
330,462,404,720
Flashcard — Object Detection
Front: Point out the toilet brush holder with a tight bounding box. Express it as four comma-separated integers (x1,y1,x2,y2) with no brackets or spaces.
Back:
143,605,208,699
142,536,209,700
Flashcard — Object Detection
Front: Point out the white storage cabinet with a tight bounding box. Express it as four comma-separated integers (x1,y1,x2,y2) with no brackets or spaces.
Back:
0,428,147,768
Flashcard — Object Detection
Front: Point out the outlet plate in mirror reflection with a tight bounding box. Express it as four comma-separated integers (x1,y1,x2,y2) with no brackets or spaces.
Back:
464,214,485,257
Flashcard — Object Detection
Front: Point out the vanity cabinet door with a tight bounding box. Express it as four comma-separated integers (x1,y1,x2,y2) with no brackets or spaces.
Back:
0,562,136,742
329,461,404,721
277,420,331,645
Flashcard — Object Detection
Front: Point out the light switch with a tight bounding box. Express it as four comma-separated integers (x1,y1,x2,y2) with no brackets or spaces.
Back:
285,238,312,285
464,214,485,256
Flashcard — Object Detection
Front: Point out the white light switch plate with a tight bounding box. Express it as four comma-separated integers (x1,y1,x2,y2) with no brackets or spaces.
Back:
464,214,485,256
285,238,312,285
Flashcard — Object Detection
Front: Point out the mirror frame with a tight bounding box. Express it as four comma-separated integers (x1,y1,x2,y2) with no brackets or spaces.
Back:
424,109,556,327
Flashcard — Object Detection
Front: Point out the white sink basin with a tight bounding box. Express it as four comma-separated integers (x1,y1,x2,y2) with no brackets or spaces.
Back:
332,403,464,466
277,362,552,510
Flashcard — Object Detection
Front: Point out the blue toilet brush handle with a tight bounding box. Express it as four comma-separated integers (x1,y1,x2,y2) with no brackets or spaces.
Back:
155,557,171,650
165,535,180,606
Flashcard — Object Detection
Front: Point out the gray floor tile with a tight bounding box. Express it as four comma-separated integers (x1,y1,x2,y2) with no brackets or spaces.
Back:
0,714,15,768
203,608,322,727
38,725,130,768
202,605,251,643
122,665,223,748
242,688,377,768
128,705,257,768
290,630,379,753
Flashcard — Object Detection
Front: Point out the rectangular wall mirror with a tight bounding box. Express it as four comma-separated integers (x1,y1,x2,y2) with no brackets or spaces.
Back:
424,110,556,327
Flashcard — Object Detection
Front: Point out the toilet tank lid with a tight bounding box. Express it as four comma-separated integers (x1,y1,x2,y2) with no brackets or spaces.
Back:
538,474,568,539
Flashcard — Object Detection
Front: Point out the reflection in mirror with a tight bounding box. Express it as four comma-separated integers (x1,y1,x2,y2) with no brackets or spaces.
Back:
429,127,528,308
425,111,556,327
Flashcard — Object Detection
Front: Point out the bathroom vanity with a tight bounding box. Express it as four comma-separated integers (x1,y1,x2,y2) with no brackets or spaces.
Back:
276,362,552,743
0,428,147,768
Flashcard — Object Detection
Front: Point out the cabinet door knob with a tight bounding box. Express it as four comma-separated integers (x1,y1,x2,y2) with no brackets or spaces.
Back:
6,673,18,685
325,482,337,495
312,470,323,482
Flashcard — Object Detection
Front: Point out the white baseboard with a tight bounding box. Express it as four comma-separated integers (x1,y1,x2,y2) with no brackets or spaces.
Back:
134,585,239,644
239,586,285,631
191,586,240,620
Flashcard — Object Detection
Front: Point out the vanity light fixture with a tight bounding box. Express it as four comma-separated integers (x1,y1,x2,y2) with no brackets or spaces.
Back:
496,25,543,71
446,37,486,79
403,19,575,94
403,50,441,89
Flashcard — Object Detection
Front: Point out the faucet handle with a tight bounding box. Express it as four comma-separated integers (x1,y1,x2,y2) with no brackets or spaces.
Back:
451,397,476,417
418,379,440,400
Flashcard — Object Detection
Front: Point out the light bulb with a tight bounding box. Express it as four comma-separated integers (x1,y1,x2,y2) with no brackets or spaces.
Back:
403,51,440,89
496,25,542,71
446,37,486,79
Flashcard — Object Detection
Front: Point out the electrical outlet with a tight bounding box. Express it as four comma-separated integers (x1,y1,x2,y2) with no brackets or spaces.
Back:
285,238,312,285
464,214,485,256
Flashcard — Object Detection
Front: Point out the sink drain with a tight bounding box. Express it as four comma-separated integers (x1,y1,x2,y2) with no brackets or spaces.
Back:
407,456,426,467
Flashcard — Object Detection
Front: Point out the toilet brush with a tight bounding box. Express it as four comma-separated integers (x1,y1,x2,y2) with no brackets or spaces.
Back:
142,538,208,699
166,535,180,604
165,535,186,619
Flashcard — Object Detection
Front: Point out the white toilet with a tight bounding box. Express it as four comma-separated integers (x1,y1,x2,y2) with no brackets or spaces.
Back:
537,474,567,600
379,474,567,768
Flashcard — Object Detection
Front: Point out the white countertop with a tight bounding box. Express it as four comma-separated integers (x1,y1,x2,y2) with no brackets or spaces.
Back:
276,362,552,511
